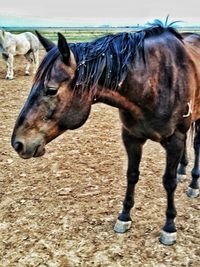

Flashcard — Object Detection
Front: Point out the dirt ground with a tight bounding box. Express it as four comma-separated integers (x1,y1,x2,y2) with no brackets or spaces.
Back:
0,54,199,267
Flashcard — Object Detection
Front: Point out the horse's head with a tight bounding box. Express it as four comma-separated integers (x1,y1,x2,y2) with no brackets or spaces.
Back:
0,29,5,44
11,32,92,159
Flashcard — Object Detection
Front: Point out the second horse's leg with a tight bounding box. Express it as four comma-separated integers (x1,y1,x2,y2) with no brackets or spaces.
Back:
32,50,39,74
24,52,32,76
4,53,14,80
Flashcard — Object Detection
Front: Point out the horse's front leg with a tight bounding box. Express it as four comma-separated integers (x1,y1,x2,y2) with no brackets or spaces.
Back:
114,127,146,233
160,131,185,245
187,120,200,198
2,53,14,80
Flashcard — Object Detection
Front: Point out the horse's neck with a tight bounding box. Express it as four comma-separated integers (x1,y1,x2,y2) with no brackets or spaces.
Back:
92,86,142,117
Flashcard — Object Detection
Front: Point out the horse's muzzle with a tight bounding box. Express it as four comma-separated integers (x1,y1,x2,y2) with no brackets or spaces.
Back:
11,136,46,159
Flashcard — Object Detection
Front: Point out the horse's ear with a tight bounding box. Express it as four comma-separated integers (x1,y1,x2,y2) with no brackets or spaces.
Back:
58,32,70,65
35,30,55,52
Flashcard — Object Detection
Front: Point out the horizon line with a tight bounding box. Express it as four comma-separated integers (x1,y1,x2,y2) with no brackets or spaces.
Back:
2,24,200,28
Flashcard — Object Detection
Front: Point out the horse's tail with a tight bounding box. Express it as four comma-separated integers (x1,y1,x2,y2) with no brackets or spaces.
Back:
30,49,37,64
189,122,195,146
188,120,199,147
25,49,35,63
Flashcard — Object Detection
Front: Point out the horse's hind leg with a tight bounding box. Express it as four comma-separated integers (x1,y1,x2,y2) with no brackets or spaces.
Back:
32,49,39,74
187,120,200,198
160,131,185,245
177,138,188,182
25,50,39,75
24,51,32,75
114,127,146,233
3,53,14,80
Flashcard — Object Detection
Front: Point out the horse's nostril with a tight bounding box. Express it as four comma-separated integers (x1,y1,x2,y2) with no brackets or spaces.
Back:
14,141,24,153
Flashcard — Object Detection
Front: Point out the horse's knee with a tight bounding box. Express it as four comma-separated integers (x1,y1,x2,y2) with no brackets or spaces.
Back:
127,170,140,184
163,172,177,192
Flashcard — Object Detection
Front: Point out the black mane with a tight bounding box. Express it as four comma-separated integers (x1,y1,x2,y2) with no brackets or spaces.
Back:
35,22,183,91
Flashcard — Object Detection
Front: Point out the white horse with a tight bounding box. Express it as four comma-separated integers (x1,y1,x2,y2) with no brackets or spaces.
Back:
0,30,39,79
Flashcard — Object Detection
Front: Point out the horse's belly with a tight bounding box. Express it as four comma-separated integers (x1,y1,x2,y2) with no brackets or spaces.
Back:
119,110,180,142
126,124,163,141
15,42,31,55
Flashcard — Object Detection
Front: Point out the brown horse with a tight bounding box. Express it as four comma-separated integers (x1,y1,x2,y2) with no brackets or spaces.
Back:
11,22,200,245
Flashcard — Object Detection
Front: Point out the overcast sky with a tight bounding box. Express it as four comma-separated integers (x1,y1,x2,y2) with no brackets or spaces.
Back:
0,0,199,26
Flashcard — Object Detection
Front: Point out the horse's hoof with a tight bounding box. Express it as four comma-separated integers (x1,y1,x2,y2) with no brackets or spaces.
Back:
177,174,186,183
6,76,13,80
114,219,132,233
159,230,176,245
25,72,30,76
186,187,199,198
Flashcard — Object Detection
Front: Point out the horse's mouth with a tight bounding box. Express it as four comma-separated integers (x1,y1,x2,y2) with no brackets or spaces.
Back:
18,144,46,159
33,145,46,157
12,134,46,159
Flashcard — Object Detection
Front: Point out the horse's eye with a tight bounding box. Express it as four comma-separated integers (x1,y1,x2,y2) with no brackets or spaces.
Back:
46,87,58,96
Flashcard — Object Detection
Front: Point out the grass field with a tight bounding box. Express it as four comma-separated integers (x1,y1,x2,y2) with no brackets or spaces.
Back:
7,27,138,42
6,26,200,43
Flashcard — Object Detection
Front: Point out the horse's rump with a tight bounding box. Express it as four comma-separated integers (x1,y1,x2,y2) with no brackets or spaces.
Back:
183,33,200,122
